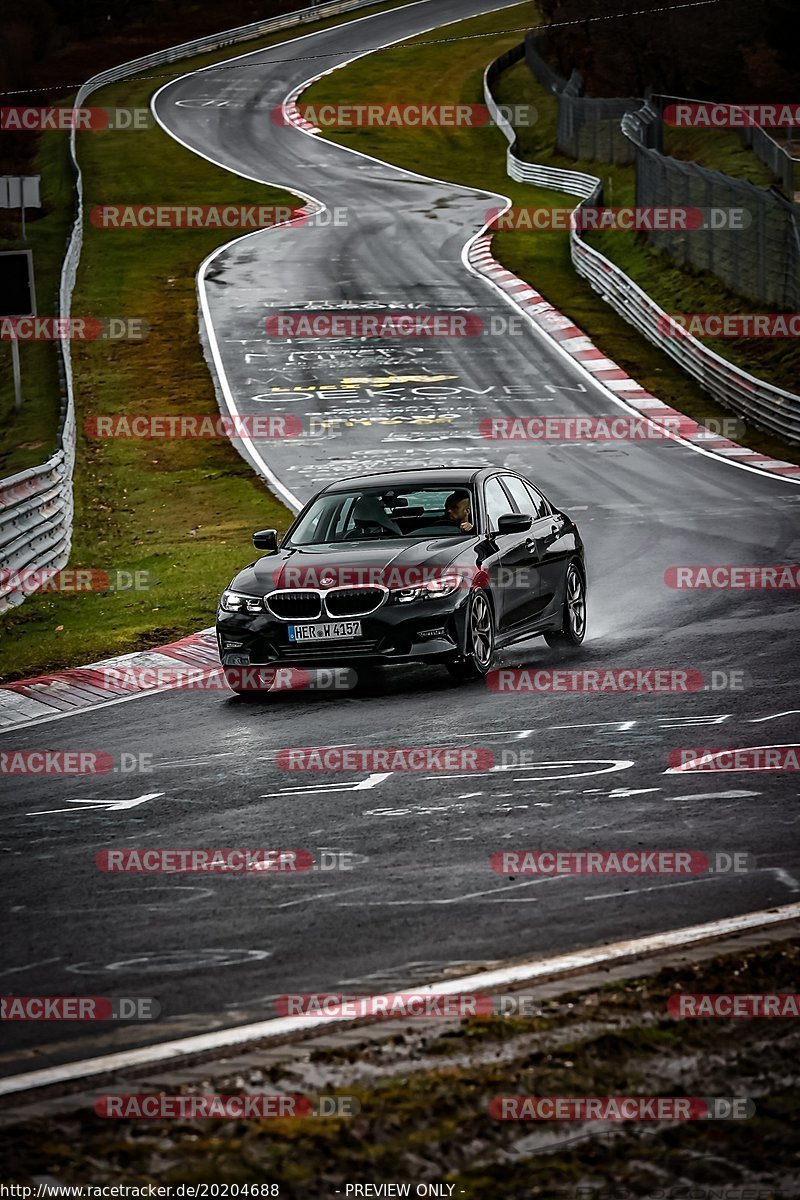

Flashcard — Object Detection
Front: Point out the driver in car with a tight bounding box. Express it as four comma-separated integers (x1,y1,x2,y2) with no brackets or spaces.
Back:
443,490,474,533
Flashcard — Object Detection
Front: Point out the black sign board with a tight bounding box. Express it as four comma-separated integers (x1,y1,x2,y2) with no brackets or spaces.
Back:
0,250,36,317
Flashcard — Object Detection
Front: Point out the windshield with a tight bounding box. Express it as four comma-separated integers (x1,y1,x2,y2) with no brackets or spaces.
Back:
287,486,475,546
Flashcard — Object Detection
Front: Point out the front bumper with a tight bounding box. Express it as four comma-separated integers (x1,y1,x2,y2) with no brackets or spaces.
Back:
216,593,468,668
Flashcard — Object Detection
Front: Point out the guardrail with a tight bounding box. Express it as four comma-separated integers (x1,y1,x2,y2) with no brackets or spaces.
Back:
0,0,410,614
484,48,800,446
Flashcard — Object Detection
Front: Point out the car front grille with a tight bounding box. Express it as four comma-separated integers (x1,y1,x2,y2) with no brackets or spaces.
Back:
324,587,386,617
266,590,322,620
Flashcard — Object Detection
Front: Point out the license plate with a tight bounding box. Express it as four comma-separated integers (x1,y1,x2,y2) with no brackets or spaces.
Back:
288,621,362,642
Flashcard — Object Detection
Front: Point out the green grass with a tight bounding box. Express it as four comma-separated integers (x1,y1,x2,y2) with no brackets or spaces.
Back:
302,4,798,439
0,0,410,682
663,122,779,190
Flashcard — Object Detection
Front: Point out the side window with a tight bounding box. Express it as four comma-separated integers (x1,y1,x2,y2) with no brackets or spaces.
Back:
524,481,549,517
502,475,539,518
484,477,512,530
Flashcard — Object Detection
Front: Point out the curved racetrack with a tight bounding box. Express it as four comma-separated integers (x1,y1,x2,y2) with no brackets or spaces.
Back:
1,0,799,1078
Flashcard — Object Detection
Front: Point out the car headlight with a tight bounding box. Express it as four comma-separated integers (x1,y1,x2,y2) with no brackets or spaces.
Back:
220,590,264,614
423,576,462,599
390,576,463,604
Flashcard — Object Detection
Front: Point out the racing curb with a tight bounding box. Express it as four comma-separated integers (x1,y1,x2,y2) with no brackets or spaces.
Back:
0,629,220,730
466,235,800,479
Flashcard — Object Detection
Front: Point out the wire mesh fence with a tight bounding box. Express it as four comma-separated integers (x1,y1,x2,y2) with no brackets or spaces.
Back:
625,103,800,311
525,33,642,164
525,33,800,310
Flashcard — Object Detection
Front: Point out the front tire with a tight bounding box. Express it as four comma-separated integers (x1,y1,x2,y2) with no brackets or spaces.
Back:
544,561,586,648
446,589,495,681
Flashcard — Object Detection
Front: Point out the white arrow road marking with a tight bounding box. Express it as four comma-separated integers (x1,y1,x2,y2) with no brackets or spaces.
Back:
260,773,391,796
26,792,164,816
606,788,661,797
749,711,800,723
422,759,635,782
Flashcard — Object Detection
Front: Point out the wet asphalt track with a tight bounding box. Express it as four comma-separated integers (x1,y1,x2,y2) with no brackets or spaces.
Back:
1,0,799,1076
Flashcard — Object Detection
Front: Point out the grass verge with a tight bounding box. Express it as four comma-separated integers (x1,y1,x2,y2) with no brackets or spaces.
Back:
0,0,410,683
2,936,797,1192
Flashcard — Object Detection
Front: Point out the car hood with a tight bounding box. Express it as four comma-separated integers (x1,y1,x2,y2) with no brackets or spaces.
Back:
230,538,473,594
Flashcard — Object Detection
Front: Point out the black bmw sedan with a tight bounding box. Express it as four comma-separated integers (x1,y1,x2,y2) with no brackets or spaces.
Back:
216,467,586,690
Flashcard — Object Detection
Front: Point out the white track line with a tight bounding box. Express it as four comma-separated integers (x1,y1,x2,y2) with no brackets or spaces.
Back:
1,901,798,1099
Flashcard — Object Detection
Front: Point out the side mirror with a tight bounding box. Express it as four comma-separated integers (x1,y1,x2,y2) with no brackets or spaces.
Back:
253,529,279,552
496,512,532,534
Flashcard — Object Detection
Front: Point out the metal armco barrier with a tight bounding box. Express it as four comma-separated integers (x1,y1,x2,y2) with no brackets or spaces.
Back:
484,48,800,446
0,0,411,614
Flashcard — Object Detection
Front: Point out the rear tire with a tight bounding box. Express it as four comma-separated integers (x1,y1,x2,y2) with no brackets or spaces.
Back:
544,561,586,648
446,589,495,681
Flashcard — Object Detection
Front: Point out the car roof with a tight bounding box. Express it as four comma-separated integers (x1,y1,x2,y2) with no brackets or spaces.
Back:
321,467,496,493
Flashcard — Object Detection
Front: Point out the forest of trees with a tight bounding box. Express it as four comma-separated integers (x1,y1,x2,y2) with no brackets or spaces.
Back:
0,0,299,96
1,0,797,110
536,0,800,101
